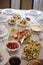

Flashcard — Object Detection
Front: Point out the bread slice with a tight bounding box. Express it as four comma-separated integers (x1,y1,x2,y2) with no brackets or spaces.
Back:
27,59,43,65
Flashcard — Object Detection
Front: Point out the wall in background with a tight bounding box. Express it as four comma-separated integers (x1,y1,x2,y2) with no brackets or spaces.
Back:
11,0,20,9
11,0,33,10
0,0,43,11
21,0,32,10
33,0,43,11
0,0,10,8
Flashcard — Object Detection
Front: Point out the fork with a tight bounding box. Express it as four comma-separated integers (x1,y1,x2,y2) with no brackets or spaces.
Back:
20,36,26,44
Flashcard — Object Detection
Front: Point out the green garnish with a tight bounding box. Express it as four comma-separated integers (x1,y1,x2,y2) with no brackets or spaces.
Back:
8,22,10,24
23,38,30,44
33,49,39,53
10,27,15,32
8,36,12,41
31,40,34,43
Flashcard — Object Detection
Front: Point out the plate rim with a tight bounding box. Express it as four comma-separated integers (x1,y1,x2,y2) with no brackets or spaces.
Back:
0,14,11,22
5,40,20,52
17,20,30,27
0,47,10,65
0,25,8,37
26,10,42,16
3,9,15,15
30,24,42,32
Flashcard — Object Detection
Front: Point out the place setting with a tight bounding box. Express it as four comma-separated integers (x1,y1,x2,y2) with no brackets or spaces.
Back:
3,8,16,15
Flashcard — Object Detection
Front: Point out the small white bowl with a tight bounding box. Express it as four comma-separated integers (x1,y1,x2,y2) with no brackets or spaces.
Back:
30,23,42,32
6,40,20,52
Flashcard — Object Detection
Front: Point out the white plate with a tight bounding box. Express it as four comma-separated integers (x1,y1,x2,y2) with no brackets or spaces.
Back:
0,47,10,65
26,10,42,16
3,9,15,15
17,20,30,27
37,16,43,26
0,9,2,13
0,25,8,37
38,19,43,26
0,14,11,23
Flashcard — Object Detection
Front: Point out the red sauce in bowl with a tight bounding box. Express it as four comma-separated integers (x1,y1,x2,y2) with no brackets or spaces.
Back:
9,56,21,65
6,42,19,49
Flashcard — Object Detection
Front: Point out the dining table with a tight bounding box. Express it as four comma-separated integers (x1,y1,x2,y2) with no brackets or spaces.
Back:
0,9,43,65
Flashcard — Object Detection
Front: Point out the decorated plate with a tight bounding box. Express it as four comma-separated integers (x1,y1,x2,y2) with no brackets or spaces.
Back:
26,10,42,16
17,19,30,27
0,14,10,22
0,25,8,37
3,9,15,15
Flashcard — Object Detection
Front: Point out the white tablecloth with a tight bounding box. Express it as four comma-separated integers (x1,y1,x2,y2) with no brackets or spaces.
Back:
0,9,43,65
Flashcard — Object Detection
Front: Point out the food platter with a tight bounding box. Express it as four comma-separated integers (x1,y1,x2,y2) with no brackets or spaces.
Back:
13,13,21,19
8,17,16,25
21,40,41,61
8,27,31,43
27,59,43,65
17,19,30,27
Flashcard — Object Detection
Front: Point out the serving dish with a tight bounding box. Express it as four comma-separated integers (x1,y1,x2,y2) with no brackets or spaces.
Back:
27,59,43,65
30,23,42,32
9,56,21,65
13,13,21,19
8,27,31,43
17,18,30,27
8,17,16,25
6,40,20,51
21,40,41,61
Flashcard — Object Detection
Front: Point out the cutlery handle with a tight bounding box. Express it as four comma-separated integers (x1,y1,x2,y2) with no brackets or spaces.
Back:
19,36,26,44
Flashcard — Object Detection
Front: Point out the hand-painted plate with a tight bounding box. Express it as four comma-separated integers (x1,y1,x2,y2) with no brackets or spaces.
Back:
3,9,15,15
0,14,10,22
26,10,42,16
0,25,8,37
